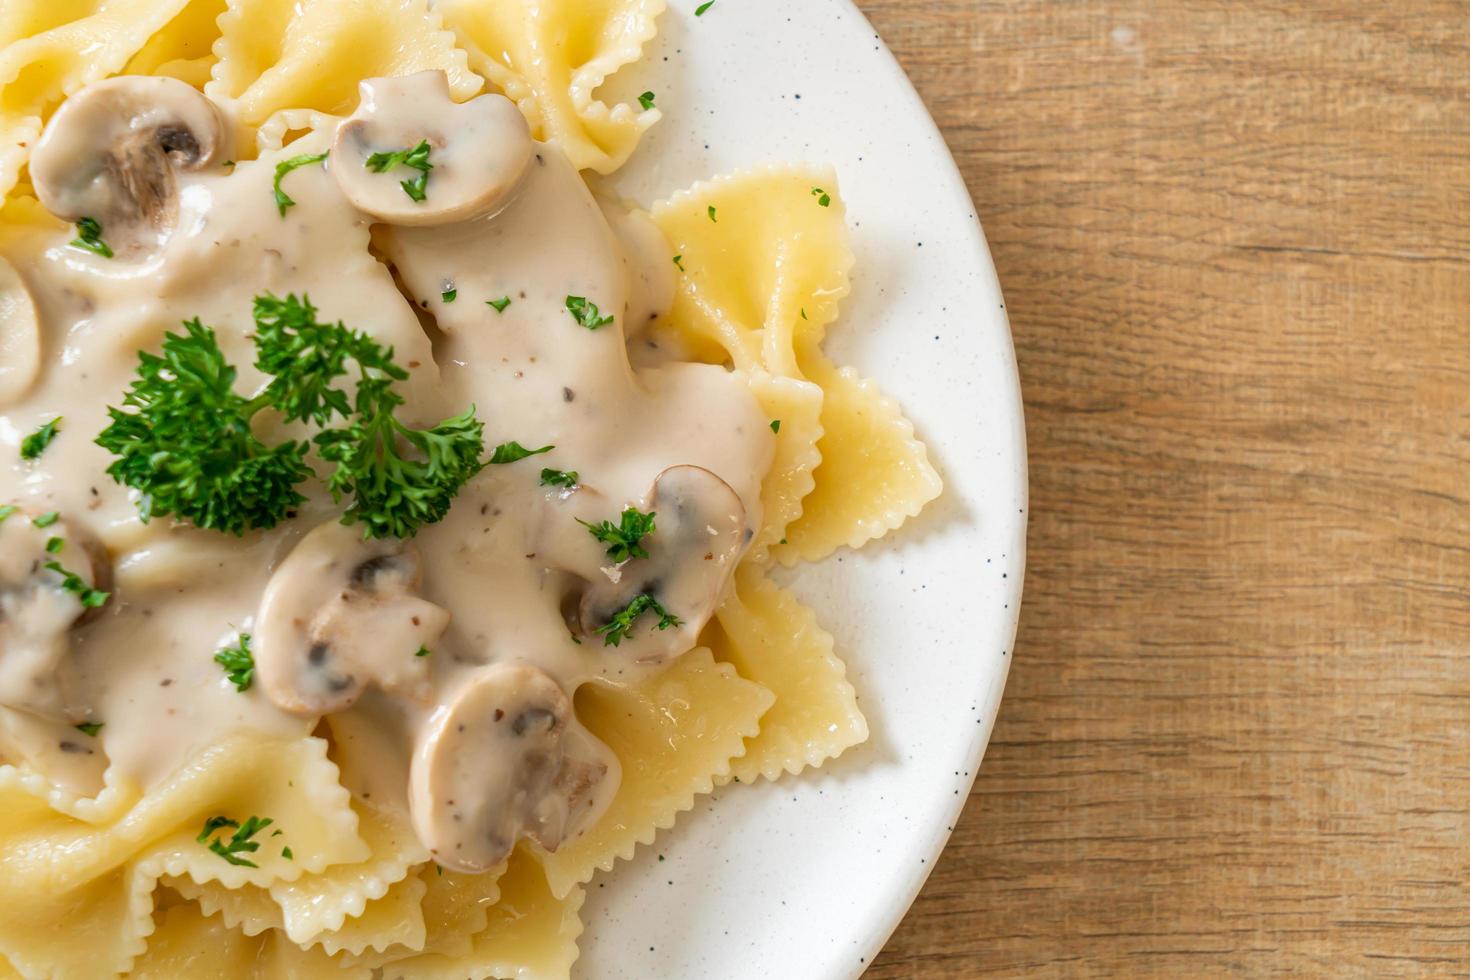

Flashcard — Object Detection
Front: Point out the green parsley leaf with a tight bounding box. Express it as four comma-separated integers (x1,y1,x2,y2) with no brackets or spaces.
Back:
99,294,482,539
282,846,293,860
252,293,363,426
45,536,63,554
214,634,255,692
489,441,553,465
638,91,657,111
565,295,614,330
316,400,485,541
97,317,312,535
811,186,832,207
578,507,657,563
442,288,457,303
540,468,579,488
770,419,781,433
695,0,716,14
487,296,512,313
596,593,682,647
32,510,59,528
0,504,17,524
74,721,103,736
273,151,329,217
70,217,114,258
43,559,109,608
20,417,61,460
365,140,433,202
707,205,717,222
415,645,431,658
673,254,684,271
199,814,273,868
800,307,808,320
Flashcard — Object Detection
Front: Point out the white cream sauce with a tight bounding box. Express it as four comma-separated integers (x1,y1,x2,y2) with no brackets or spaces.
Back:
0,71,773,868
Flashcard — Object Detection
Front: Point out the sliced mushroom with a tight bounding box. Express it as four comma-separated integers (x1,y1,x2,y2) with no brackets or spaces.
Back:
0,511,111,721
409,662,609,872
29,76,226,248
331,71,533,226
0,256,40,408
254,521,449,716
577,466,748,664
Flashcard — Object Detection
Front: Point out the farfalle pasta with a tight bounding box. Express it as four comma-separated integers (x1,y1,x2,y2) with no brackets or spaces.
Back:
0,1,940,976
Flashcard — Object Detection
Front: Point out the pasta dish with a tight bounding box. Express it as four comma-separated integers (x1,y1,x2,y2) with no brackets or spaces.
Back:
0,1,941,976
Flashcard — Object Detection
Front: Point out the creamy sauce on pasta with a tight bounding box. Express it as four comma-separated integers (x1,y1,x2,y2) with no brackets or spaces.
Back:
0,72,772,865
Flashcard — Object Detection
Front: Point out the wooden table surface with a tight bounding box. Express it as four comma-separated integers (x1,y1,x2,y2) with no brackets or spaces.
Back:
857,2,1470,975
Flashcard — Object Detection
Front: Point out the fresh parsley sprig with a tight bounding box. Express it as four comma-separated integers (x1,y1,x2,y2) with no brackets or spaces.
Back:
565,295,614,330
20,417,61,460
98,294,484,539
488,441,553,464
44,560,109,608
70,217,113,258
597,594,682,647
578,507,656,563
215,634,255,692
96,317,312,536
198,814,274,867
365,140,433,202
273,152,329,217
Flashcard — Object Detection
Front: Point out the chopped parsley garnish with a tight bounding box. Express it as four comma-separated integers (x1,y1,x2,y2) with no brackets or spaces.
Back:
487,296,512,313
45,536,63,553
198,814,273,868
365,140,433,202
596,594,682,647
540,468,578,488
638,91,657,111
800,307,808,320
442,288,457,303
97,293,483,539
273,151,329,217
673,254,684,271
0,504,16,524
488,441,553,464
43,560,109,608
32,510,59,528
770,419,781,433
282,846,294,860
565,295,614,330
20,417,61,460
707,205,717,222
415,645,431,658
578,507,656,563
74,721,103,736
214,634,255,692
70,217,113,258
811,186,832,207
695,0,716,14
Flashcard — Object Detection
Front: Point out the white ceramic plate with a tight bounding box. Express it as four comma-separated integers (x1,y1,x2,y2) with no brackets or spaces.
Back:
588,2,1026,976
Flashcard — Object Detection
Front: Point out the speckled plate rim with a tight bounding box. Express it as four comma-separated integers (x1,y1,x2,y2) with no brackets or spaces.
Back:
585,1,1026,976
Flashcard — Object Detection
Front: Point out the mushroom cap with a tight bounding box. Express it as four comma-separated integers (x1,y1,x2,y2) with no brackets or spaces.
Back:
578,465,748,663
30,76,225,239
0,255,40,408
409,662,607,873
0,512,111,721
331,71,533,227
254,521,449,717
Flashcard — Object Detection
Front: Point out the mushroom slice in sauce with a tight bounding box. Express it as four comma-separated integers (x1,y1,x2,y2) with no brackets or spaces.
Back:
409,662,608,873
0,512,111,721
331,71,533,226
578,465,749,664
254,521,449,716
29,76,226,249
0,256,40,408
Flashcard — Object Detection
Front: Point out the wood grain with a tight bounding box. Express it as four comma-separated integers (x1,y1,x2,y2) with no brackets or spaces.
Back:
856,1,1470,975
